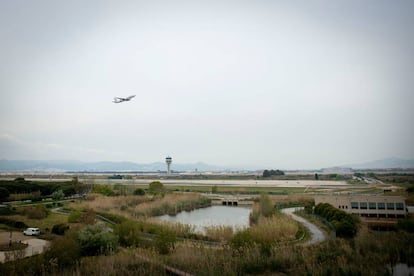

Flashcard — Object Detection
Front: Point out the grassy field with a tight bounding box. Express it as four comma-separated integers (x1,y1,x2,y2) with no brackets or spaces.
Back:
3,212,68,233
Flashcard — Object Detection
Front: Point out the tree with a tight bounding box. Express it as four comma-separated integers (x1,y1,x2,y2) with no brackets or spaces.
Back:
262,170,270,178
0,187,10,202
51,189,64,201
148,181,165,195
262,169,285,178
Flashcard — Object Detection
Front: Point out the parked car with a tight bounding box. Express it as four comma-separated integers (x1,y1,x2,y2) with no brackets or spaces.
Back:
23,227,40,236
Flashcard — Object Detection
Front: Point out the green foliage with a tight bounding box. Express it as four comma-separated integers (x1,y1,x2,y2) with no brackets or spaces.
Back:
0,217,28,229
259,193,274,217
78,223,118,256
51,189,65,201
262,169,285,178
23,204,49,219
148,181,165,195
397,219,414,232
115,220,141,247
0,205,13,215
52,223,70,235
0,179,84,201
0,187,10,201
92,184,114,196
230,229,255,250
68,210,83,223
314,203,359,238
211,185,218,193
96,212,127,224
113,184,127,196
45,231,81,268
407,186,414,193
133,188,145,196
154,228,176,254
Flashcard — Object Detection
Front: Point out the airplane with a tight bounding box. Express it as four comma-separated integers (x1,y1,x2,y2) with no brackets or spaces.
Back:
113,95,136,103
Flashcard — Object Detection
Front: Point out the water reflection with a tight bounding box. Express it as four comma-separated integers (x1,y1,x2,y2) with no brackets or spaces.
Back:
158,205,251,233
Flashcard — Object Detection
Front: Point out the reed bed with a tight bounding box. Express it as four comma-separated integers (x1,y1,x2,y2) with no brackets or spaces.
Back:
249,214,298,244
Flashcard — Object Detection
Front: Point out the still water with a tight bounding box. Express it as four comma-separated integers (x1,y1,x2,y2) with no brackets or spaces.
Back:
158,205,251,233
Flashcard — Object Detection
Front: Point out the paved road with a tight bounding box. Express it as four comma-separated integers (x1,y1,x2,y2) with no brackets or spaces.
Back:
0,232,50,262
281,207,326,245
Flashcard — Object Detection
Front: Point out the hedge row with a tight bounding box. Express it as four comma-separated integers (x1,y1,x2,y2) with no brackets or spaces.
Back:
314,203,359,238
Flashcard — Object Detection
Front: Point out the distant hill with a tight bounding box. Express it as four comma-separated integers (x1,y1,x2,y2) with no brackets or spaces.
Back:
345,158,414,169
0,159,228,172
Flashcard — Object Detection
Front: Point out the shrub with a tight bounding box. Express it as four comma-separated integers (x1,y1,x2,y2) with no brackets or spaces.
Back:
78,223,118,256
0,187,10,201
397,219,414,232
259,193,274,217
314,203,359,238
51,189,65,201
92,185,115,196
115,221,141,247
0,217,28,229
45,231,81,268
68,210,83,223
133,188,145,196
52,223,70,235
230,229,255,250
24,205,49,219
148,181,165,195
154,228,176,254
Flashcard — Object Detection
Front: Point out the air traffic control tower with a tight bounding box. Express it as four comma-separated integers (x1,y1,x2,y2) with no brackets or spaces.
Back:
165,156,172,174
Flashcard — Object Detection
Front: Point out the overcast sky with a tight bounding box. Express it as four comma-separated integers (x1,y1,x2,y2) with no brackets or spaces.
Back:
1,0,413,169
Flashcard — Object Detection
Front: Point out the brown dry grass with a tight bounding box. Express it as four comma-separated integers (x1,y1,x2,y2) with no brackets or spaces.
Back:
249,213,298,244
68,193,203,219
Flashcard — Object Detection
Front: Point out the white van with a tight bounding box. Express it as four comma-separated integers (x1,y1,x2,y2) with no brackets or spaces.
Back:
23,227,40,236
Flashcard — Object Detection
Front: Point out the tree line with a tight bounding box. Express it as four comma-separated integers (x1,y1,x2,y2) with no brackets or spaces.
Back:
262,169,285,178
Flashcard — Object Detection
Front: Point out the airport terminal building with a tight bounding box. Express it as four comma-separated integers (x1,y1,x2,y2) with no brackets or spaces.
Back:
314,194,407,218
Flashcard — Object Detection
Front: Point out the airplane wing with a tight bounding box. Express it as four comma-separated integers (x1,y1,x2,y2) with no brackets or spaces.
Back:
126,95,136,100
113,97,125,103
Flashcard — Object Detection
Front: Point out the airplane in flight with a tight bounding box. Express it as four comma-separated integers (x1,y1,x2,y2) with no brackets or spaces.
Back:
113,95,136,103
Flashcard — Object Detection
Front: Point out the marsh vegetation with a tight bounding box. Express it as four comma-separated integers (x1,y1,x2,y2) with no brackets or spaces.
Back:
1,177,413,275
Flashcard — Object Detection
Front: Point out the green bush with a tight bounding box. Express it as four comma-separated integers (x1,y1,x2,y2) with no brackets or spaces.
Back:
45,231,80,268
0,217,28,229
0,187,10,201
92,185,114,196
314,203,359,238
230,229,255,250
23,205,49,219
68,210,83,223
51,189,65,201
154,228,176,254
148,181,165,195
52,223,70,235
78,223,118,256
133,188,145,196
115,221,142,247
397,219,414,232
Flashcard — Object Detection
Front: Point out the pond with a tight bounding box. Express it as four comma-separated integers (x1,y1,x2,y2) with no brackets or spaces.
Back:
157,205,251,233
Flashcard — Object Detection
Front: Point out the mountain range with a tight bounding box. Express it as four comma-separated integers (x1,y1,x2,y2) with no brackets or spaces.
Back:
0,159,228,172
0,158,413,172
343,158,414,169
